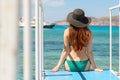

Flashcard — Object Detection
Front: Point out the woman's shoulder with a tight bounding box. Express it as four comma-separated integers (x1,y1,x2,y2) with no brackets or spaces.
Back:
64,28,69,32
87,29,92,38
89,31,93,38
64,28,69,36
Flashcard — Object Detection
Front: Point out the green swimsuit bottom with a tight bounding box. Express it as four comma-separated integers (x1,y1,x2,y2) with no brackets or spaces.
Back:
65,59,89,72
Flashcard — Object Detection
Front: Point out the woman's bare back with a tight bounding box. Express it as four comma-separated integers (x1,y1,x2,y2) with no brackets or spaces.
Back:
64,28,89,61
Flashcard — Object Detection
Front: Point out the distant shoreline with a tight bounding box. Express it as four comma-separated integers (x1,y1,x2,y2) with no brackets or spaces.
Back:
55,23,119,27
55,15,119,26
53,24,119,26
19,15,119,28
19,25,119,29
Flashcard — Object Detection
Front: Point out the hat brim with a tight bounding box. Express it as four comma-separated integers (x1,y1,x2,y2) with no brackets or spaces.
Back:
67,12,91,28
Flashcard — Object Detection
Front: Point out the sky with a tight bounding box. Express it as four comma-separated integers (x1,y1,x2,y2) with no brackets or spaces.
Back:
41,0,119,23
20,0,119,23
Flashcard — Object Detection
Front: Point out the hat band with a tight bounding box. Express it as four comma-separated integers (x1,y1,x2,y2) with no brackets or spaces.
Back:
72,13,85,21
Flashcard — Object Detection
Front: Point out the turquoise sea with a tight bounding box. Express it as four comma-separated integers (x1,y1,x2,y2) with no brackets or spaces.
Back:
18,25,119,80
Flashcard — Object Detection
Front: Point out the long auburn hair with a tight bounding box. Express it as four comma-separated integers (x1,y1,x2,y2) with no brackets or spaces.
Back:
69,24,91,51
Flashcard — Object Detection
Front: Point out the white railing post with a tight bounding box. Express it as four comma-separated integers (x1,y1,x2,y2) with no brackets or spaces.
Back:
117,1,120,76
35,0,44,79
109,1,120,75
40,5,44,80
109,9,112,71
35,0,39,80
23,0,32,80
0,0,19,80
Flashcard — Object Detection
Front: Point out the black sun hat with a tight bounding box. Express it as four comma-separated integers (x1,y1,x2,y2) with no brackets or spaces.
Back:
67,9,91,28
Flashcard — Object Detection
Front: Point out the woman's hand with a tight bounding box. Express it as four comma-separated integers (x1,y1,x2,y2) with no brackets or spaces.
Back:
50,66,59,72
94,68,103,72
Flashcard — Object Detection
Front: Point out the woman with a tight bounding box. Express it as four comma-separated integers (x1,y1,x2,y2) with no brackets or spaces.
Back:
51,9,103,72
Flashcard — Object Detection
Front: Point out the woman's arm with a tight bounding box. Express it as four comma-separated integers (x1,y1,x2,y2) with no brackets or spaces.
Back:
50,49,67,72
87,34,103,72
51,29,70,72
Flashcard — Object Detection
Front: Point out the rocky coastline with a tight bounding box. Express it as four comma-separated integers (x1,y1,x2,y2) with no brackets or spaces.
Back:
55,16,119,26
19,15,119,28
